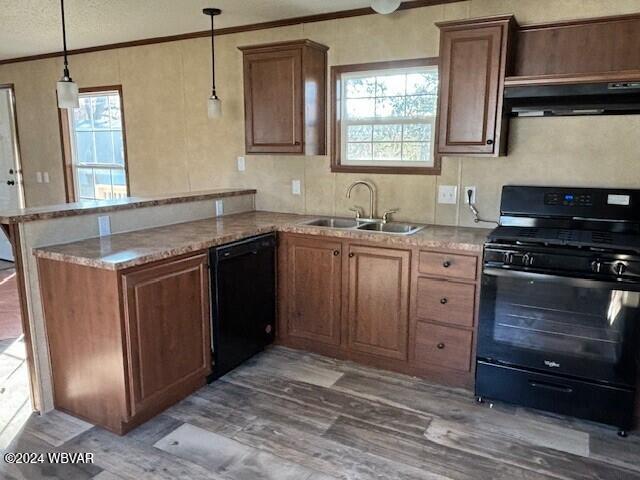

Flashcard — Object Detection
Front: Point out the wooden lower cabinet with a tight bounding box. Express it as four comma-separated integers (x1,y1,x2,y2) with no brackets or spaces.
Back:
347,244,410,361
38,253,211,435
278,234,481,387
413,321,473,373
410,249,480,388
281,235,343,347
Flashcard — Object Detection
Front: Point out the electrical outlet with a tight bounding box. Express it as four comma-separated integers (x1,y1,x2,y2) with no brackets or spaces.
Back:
438,185,458,205
98,216,111,237
464,186,477,204
292,179,301,195
237,156,245,172
43,172,50,183
36,172,43,184
215,200,224,216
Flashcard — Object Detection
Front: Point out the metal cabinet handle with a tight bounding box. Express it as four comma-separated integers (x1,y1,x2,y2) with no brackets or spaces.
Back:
486,139,494,145
333,250,340,256
440,298,448,305
6,180,15,186
348,252,355,258
437,342,445,350
442,260,451,268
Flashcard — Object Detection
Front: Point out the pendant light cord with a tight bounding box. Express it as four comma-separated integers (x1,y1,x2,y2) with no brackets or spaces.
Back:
210,14,216,97
60,0,70,79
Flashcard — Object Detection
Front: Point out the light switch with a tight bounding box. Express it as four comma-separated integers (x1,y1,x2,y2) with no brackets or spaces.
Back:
98,216,111,237
292,180,301,195
438,185,458,205
43,172,50,183
36,172,43,183
215,200,224,216
237,156,246,172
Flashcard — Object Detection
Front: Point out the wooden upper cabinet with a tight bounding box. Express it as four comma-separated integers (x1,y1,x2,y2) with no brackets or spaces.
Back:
240,40,328,155
347,245,410,361
122,254,211,417
436,16,516,156
285,235,343,346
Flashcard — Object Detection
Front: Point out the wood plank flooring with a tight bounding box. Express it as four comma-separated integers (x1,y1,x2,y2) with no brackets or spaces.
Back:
1,346,639,480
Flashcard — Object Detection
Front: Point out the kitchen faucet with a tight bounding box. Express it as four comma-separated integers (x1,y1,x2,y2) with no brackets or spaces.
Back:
347,180,377,220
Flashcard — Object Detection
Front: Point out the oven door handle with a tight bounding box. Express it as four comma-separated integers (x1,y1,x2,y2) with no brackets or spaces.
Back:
483,267,640,291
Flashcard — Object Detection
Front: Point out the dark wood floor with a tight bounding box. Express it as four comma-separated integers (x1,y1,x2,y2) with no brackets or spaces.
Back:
2,346,639,480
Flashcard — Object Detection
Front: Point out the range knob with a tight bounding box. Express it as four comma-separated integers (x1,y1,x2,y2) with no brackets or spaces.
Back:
590,259,602,273
502,252,513,265
522,253,535,267
613,262,627,276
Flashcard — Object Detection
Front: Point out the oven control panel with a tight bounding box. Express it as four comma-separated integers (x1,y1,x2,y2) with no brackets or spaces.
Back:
484,245,640,280
544,192,593,207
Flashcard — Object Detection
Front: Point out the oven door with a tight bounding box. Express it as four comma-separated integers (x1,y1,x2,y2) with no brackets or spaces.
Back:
478,268,640,387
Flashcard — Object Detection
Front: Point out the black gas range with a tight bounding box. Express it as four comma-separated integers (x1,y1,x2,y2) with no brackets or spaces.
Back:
476,186,640,436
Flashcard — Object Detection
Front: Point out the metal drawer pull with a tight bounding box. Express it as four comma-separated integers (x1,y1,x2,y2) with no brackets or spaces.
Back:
333,250,340,256
440,298,448,305
349,252,355,258
436,342,445,349
528,380,573,394
442,260,451,268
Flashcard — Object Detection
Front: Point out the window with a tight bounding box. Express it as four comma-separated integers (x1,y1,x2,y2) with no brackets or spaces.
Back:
331,59,440,175
59,86,129,201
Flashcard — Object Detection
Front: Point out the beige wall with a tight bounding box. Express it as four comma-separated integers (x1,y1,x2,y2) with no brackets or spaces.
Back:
2,0,640,226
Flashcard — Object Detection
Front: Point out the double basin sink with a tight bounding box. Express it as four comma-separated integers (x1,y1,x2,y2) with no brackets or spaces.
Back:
302,218,425,236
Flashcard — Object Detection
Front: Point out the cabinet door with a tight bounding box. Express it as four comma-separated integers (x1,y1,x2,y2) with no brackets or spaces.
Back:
437,25,504,154
347,245,410,360
123,254,211,416
286,236,342,346
244,48,303,154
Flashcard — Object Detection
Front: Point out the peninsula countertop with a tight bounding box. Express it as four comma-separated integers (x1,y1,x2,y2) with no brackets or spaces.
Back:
0,188,257,224
33,211,491,270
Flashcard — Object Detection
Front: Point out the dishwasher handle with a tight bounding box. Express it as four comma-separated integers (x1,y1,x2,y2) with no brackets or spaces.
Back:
214,233,276,262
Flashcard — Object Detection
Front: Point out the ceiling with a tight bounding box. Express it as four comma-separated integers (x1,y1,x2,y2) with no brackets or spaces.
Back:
0,0,380,61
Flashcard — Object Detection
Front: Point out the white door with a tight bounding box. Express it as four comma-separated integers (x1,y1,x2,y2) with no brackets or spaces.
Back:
0,88,23,261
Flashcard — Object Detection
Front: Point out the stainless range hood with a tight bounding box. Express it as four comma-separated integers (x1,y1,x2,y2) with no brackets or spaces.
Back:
504,81,640,117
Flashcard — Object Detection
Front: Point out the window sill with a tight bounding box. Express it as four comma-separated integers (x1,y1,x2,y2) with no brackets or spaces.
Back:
330,163,441,175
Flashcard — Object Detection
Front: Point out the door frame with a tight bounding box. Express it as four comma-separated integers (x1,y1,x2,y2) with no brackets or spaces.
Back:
0,84,38,411
0,84,25,209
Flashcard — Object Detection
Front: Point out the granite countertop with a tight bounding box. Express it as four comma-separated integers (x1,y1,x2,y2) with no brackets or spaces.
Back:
33,211,490,270
0,188,257,224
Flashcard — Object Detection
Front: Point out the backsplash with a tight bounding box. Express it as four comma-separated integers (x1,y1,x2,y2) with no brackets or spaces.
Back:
1,0,639,227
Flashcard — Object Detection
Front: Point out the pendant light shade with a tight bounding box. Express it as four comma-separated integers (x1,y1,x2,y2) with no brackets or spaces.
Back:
371,0,402,14
56,78,79,109
56,0,79,109
203,8,222,119
208,95,222,118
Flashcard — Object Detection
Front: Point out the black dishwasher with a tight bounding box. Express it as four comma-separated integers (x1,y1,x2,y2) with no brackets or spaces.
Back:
209,233,276,381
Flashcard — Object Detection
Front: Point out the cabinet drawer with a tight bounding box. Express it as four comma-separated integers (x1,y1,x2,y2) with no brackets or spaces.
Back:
414,322,472,372
418,251,477,280
416,277,475,328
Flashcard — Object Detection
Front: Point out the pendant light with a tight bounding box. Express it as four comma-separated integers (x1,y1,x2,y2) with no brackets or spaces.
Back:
371,0,402,15
56,0,79,109
203,8,222,119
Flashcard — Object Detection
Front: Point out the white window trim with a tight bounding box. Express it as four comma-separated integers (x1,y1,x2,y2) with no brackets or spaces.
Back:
68,90,127,201
339,65,438,169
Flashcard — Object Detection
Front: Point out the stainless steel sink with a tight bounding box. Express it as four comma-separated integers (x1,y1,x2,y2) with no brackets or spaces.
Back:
356,222,425,235
303,218,361,229
301,218,425,235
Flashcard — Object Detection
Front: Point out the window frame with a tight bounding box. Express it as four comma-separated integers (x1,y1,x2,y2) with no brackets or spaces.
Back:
58,85,130,202
330,58,441,175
